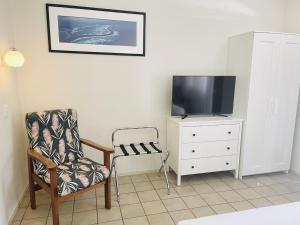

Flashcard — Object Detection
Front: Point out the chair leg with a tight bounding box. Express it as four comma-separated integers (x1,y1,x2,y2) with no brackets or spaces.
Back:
105,177,112,209
27,157,36,209
51,198,59,225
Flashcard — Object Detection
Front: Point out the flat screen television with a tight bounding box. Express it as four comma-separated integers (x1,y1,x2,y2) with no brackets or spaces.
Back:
171,76,236,117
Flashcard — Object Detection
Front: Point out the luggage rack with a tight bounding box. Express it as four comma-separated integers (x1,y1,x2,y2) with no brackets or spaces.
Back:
111,127,170,201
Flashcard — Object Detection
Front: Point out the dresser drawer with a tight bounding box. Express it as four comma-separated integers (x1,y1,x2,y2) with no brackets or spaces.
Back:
182,124,240,143
181,140,239,159
181,156,237,175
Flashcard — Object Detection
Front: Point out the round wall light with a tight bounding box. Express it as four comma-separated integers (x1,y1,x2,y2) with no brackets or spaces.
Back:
4,48,25,68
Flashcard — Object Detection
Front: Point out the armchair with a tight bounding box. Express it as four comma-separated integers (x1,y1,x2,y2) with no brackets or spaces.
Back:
26,109,114,225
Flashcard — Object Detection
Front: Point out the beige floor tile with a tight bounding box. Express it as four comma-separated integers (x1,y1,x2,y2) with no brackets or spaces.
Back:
24,204,50,219
138,190,160,202
147,172,165,181
162,198,187,211
131,174,149,183
266,195,290,205
14,208,26,221
46,214,72,225
49,201,74,215
200,193,226,205
20,218,47,225
223,180,248,190
75,190,96,200
35,194,51,206
182,195,207,208
116,176,132,184
253,186,277,197
151,180,170,189
74,198,96,212
209,181,232,192
156,188,178,199
119,183,135,194
142,200,167,215
97,196,119,208
134,181,154,192
236,188,261,200
188,175,206,185
242,177,264,188
174,186,197,197
118,192,140,205
19,196,30,208
249,198,272,208
124,216,149,225
121,203,145,219
211,203,236,214
73,210,97,225
191,206,215,218
98,206,122,223
218,190,244,203
230,201,254,211
256,175,278,185
11,221,21,225
289,183,300,192
147,212,175,225
99,220,123,225
169,209,195,224
269,184,293,195
192,184,214,194
283,192,300,202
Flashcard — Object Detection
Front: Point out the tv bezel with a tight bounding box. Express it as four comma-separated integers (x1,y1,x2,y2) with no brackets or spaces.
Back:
171,75,236,116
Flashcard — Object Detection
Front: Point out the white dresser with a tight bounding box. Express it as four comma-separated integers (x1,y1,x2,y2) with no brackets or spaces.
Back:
167,117,243,185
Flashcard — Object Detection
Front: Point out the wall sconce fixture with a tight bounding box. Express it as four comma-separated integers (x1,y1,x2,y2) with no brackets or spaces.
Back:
3,48,25,68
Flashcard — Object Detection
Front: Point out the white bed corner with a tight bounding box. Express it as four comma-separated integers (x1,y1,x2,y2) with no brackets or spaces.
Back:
179,202,300,225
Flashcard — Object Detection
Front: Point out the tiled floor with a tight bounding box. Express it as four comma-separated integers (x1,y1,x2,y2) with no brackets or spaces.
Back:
11,171,300,225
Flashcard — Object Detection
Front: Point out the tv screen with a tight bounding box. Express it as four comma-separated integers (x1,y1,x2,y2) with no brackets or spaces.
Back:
171,76,236,116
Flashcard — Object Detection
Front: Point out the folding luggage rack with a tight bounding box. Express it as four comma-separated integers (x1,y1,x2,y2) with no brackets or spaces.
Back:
111,127,170,201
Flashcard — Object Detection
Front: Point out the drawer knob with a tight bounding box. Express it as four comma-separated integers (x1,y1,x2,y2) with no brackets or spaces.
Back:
191,166,195,169
226,162,230,165
192,150,195,153
192,134,196,137
228,131,232,134
227,147,230,150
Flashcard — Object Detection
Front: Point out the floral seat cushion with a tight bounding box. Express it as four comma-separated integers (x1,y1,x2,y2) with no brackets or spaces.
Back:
35,157,110,196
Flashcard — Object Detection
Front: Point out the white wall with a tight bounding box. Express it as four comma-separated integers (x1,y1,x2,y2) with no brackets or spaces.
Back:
0,0,28,224
13,0,288,174
285,0,300,174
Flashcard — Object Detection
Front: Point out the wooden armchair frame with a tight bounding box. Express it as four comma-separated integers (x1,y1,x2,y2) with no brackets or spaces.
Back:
27,138,114,225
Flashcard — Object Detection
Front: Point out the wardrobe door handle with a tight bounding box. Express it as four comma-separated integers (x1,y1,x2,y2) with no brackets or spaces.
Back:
228,131,232,134
192,150,195,153
227,147,230,150
226,162,230,165
191,166,195,169
192,134,196,137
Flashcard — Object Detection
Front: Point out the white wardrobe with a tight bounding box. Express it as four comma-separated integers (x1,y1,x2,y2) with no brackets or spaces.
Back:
228,32,300,177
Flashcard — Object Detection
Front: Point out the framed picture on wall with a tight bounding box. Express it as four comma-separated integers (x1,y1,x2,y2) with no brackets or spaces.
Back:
46,4,146,56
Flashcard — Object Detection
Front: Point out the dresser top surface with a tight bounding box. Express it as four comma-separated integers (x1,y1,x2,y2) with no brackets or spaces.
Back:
168,116,243,124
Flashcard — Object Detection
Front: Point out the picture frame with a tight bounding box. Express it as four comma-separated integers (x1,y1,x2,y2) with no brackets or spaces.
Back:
46,4,146,56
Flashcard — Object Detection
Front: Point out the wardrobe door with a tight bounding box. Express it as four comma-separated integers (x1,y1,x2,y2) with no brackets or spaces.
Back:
242,33,281,176
270,35,300,172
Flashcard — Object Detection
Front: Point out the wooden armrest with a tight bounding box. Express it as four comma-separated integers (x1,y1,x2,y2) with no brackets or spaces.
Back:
27,149,57,170
80,138,114,154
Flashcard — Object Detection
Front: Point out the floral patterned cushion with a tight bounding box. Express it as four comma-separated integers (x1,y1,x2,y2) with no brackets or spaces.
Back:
34,157,110,196
26,109,110,196
25,109,83,164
